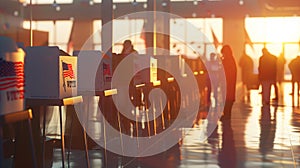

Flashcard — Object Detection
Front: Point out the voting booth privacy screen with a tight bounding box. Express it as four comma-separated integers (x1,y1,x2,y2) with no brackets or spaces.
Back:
0,48,25,115
155,55,185,80
112,54,158,86
25,46,77,99
133,55,158,85
75,50,112,92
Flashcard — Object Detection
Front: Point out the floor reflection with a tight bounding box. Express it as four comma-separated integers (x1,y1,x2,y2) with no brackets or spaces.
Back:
218,121,236,168
47,82,300,167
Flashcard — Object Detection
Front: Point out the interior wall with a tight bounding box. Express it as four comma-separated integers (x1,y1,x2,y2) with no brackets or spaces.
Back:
223,16,245,83
72,20,93,51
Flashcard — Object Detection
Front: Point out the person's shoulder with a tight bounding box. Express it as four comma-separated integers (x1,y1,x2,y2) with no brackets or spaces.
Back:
259,55,264,60
133,50,138,54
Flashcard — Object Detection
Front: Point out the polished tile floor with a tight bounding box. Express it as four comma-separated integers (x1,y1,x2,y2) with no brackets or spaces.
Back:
48,82,300,167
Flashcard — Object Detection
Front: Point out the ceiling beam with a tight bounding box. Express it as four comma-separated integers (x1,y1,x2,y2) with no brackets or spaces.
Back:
9,1,300,21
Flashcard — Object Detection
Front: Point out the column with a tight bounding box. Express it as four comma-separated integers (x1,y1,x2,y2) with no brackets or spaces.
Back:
101,0,113,56
72,20,94,51
223,16,245,82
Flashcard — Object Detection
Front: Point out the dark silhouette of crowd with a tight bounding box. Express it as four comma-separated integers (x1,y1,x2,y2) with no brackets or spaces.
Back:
237,47,296,105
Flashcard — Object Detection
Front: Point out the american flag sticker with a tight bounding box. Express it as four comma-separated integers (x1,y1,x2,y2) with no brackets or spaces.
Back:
62,62,75,79
103,63,111,76
0,58,24,91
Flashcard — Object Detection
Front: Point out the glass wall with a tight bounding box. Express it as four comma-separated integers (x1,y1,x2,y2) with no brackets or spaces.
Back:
93,19,145,54
245,17,300,77
23,20,73,51
170,18,222,59
93,18,222,58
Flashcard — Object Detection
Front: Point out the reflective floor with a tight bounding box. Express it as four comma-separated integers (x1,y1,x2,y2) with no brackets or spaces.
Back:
48,82,300,167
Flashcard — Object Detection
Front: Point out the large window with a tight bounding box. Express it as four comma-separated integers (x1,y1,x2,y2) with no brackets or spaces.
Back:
23,20,73,51
93,18,222,57
245,17,300,76
170,18,223,59
93,19,145,54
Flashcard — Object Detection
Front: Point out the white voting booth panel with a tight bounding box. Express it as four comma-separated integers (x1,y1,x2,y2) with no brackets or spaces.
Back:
0,48,25,115
134,55,157,85
155,55,185,78
74,50,112,92
25,46,77,99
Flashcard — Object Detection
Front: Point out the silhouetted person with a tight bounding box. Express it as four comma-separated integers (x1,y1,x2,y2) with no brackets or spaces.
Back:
208,52,221,107
258,48,277,105
220,45,237,120
218,121,237,168
121,39,138,56
269,53,286,101
277,53,286,84
238,50,254,101
288,55,300,96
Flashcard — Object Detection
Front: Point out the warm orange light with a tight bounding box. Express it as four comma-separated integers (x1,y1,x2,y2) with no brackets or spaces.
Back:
264,18,300,43
167,77,174,82
246,17,300,43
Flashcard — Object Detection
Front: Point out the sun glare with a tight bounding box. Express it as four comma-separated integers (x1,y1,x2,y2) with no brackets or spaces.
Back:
246,17,300,43
264,17,300,43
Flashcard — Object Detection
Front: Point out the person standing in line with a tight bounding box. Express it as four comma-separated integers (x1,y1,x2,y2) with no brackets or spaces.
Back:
208,52,221,107
273,52,286,100
277,52,286,85
220,45,237,121
258,48,277,105
121,39,138,56
288,55,300,96
238,50,254,101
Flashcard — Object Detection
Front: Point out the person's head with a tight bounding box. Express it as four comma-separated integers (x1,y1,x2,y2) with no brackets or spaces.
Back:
221,45,233,59
123,40,132,49
210,52,216,60
279,52,284,58
262,48,268,55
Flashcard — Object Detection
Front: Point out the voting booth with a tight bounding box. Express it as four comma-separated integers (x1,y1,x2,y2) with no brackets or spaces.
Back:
112,54,157,85
25,46,77,99
133,55,157,85
74,50,112,92
0,37,25,115
154,55,185,80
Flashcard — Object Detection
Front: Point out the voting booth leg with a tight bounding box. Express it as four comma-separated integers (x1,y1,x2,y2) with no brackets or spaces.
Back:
66,105,90,168
83,127,90,168
59,106,66,168
42,106,46,168
0,126,3,167
27,118,38,168
83,96,91,168
67,110,74,167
